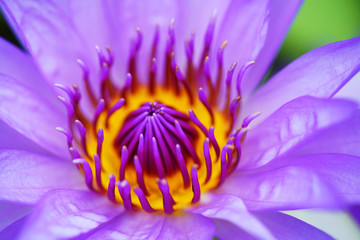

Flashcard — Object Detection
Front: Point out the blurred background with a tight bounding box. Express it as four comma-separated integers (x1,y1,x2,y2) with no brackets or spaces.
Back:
1,0,360,239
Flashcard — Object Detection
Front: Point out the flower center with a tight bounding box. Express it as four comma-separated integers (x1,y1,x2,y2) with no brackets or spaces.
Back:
56,15,258,213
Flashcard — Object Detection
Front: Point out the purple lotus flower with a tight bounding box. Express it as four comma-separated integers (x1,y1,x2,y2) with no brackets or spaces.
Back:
1,0,360,239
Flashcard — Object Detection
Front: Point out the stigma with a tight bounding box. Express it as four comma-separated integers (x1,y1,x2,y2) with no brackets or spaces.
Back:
56,14,258,213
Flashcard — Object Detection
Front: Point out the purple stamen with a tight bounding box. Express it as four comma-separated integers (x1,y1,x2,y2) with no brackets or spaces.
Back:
175,144,191,188
158,178,174,214
72,85,81,103
134,187,155,213
217,41,228,66
93,154,104,190
185,33,195,61
161,107,189,120
56,127,73,147
152,137,165,178
203,138,212,183
242,112,261,128
77,59,97,106
134,155,149,195
166,19,175,53
137,134,144,167
226,145,233,168
93,99,105,131
226,62,237,87
149,58,157,94
107,98,125,122
55,84,74,104
73,158,93,190
135,27,142,51
117,180,133,210
203,56,211,79
95,45,107,66
188,109,208,136
204,10,216,49
57,96,74,117
236,61,255,96
97,128,104,157
208,126,220,157
107,174,116,202
218,146,228,186
198,88,214,124
174,120,200,164
75,120,89,157
191,165,201,203
119,146,129,181
69,147,81,159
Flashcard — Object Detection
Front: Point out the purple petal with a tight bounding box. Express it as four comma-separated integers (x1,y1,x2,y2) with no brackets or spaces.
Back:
243,0,303,97
0,149,85,204
0,215,28,240
0,74,68,157
335,72,360,102
242,36,360,124
239,96,357,169
221,164,338,211
189,193,276,240
17,189,123,239
213,219,254,240
253,212,333,240
80,211,214,240
0,200,32,231
293,112,360,157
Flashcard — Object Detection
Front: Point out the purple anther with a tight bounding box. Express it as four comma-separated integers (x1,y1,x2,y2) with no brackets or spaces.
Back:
119,146,129,181
174,120,200,164
153,25,160,47
226,62,237,86
54,84,74,104
76,59,89,79
191,165,201,203
218,146,228,186
208,127,220,157
236,61,255,96
72,158,93,190
124,73,132,89
95,45,107,66
134,155,149,195
188,109,208,136
134,187,155,213
94,99,105,129
107,98,125,120
198,88,214,123
242,112,261,128
203,56,211,79
75,120,89,157
229,97,241,115
137,134,144,166
166,19,175,53
151,58,157,73
185,33,195,61
161,107,189,120
158,178,174,214
107,174,116,202
175,144,191,188
204,10,216,48
135,27,142,51
56,127,73,147
100,62,110,82
72,85,81,103
106,46,114,67
152,137,165,178
217,40,228,65
117,180,133,211
97,128,104,157
226,144,233,168
69,147,80,159
170,52,177,70
203,138,212,183
57,96,74,117
93,154,104,190
175,66,185,82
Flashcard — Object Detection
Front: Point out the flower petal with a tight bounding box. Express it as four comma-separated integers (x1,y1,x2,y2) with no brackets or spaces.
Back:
16,189,123,240
189,193,276,240
213,219,254,240
0,201,32,232
253,212,333,240
0,74,67,157
240,96,357,169
242,36,360,123
0,149,85,204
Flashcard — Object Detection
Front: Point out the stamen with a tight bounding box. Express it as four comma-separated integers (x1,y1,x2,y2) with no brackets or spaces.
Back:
107,174,116,202
203,138,212,183
174,120,200,164
117,180,133,210
57,96,74,118
97,128,104,157
56,127,73,147
134,155,149,195
175,144,191,188
93,154,104,190
242,112,261,128
229,96,241,133
188,109,208,136
203,56,214,106
158,178,174,214
208,126,220,157
218,146,228,186
152,137,166,178
191,165,201,203
149,58,157,94
55,84,75,104
134,187,155,213
224,62,237,114
198,88,214,124
93,99,105,132
119,146,129,181
107,98,125,123
236,61,255,96
122,73,132,99
203,10,217,54
69,147,81,159
73,158,93,190
175,65,193,104
75,120,89,157
77,59,97,106
137,134,145,169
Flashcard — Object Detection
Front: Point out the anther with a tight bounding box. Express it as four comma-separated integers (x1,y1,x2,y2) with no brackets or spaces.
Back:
152,137,165,178
191,165,201,203
93,154,104,190
77,59,97,106
107,98,125,123
93,99,105,132
57,96,74,118
72,158,93,190
158,178,174,214
198,88,214,124
236,61,255,96
203,138,212,183
188,109,208,136
54,84,74,104
107,174,116,202
229,96,241,133
122,73,132,99
134,187,155,213
134,155,149,195
75,120,89,157
119,146,129,181
149,58,157,94
224,62,237,114
175,65,193,104
208,126,220,157
97,128,104,157
174,120,200,164
56,127,73,147
69,147,81,159
185,33,195,61
218,146,229,186
117,180,133,210
175,144,191,188
242,112,261,128
217,40,228,66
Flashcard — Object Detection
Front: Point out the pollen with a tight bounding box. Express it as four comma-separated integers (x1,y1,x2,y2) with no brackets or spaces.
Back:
56,16,258,213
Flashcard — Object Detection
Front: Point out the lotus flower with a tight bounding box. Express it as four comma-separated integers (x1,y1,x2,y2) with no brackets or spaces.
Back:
1,0,360,239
